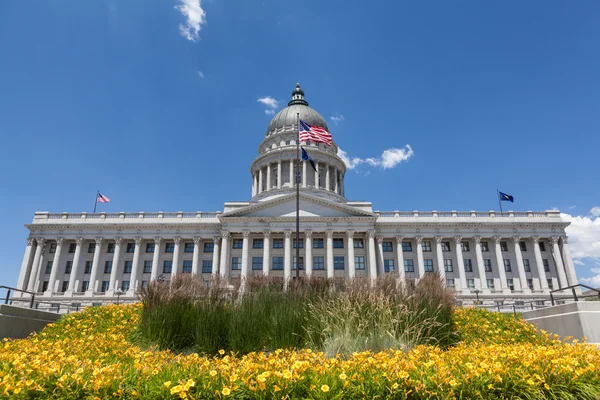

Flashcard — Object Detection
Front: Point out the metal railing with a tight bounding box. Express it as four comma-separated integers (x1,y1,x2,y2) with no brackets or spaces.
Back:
550,284,600,306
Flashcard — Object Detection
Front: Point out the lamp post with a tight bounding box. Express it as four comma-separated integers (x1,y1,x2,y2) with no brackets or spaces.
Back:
474,289,481,305
115,289,124,305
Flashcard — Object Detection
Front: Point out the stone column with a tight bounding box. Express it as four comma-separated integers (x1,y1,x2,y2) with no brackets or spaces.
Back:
262,230,270,276
252,173,256,197
314,161,319,188
473,236,490,294
493,236,510,294
415,236,425,279
347,230,355,279
396,236,405,282
241,231,250,280
326,230,334,278
376,236,385,277
435,236,445,279
192,237,201,276
513,236,530,294
212,236,221,278
85,237,102,295
532,236,548,291
258,169,263,194
150,237,162,281
66,237,84,294
277,161,282,189
367,230,377,284
16,237,36,293
284,230,292,282
266,163,271,191
454,236,468,293
171,237,181,281
550,236,569,289
325,164,330,191
305,230,313,278
289,160,294,186
219,231,230,279
560,237,579,289
302,161,307,187
26,238,46,292
43,238,63,296
341,175,345,196
128,237,143,294
108,237,123,293
334,169,339,194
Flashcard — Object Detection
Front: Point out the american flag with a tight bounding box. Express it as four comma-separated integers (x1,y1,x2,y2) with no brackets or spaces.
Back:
97,192,111,203
299,120,332,146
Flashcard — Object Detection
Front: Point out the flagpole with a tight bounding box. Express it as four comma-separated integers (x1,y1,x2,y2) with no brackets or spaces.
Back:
93,190,99,214
295,113,300,280
497,189,503,213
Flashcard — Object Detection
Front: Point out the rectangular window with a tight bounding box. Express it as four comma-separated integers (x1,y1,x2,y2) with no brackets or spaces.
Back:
145,243,155,253
182,260,192,273
41,281,49,292
500,241,508,252
424,259,434,272
123,261,133,274
107,243,115,253
503,259,511,272
273,239,284,249
202,260,213,273
539,242,546,252
121,281,130,291
141,281,148,289
527,279,534,290
88,243,96,254
313,256,325,270
163,260,172,274
422,241,432,252
204,242,214,253
293,239,304,249
293,256,304,270
467,279,475,289
481,241,489,252
507,278,514,291
49,243,57,254
384,259,395,272
333,238,344,249
231,257,242,270
103,261,112,274
165,243,175,253
143,260,152,274
382,241,393,252
334,256,344,270
232,239,243,249
487,278,495,289
252,257,263,270
353,238,364,248
547,279,553,290
61,281,69,292
444,259,453,272
404,259,414,272
313,238,324,248
272,256,284,270
446,279,455,288
65,261,73,274
464,259,473,272
441,242,451,252
253,239,263,249
484,259,492,272
126,243,135,253
45,261,53,274
461,241,470,252
523,259,531,272
520,241,527,252
69,243,76,253
84,261,92,274
184,243,195,252
355,256,366,270
402,242,413,252
101,281,110,292
543,259,550,272
81,281,89,292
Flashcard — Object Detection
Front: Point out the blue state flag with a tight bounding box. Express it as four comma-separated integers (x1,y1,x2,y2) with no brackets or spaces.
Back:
499,191,514,202
301,147,317,172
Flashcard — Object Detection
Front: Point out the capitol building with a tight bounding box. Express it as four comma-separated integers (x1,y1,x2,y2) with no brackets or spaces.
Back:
16,84,578,305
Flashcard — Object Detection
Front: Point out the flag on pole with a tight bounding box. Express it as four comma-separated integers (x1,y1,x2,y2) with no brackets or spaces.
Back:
299,120,332,146
301,147,317,172
97,192,111,203
498,191,514,202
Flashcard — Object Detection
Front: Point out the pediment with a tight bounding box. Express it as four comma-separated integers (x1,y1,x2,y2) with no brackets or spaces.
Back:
220,193,376,219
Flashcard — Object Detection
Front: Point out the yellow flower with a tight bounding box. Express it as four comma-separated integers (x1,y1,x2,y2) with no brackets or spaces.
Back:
339,373,347,380
321,385,330,392
222,387,231,396
283,370,292,379
210,370,218,377
163,381,172,388
392,383,399,390
219,349,225,355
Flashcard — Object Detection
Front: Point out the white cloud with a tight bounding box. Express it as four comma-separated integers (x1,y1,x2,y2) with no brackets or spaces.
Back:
590,206,600,217
196,70,204,78
330,114,344,125
265,109,275,115
568,205,576,210
175,0,206,41
562,207,600,287
337,145,414,170
258,96,279,114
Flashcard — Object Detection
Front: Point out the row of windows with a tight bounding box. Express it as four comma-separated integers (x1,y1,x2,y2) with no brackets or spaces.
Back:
40,279,150,293
445,278,554,290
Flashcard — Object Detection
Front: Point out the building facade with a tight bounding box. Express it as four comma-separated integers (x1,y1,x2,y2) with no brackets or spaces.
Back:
15,84,578,304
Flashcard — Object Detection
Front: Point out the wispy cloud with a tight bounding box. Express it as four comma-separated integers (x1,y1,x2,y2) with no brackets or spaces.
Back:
337,145,414,171
175,0,206,41
196,70,204,78
562,207,600,287
568,205,576,210
590,206,600,217
258,96,279,115
330,114,344,125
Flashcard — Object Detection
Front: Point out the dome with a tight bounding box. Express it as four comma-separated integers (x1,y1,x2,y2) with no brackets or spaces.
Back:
265,83,330,137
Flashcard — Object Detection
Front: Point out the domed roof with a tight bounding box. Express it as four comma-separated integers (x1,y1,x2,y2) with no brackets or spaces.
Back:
265,83,329,137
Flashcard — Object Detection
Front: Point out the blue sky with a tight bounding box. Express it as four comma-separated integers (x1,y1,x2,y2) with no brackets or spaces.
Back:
1,1,599,287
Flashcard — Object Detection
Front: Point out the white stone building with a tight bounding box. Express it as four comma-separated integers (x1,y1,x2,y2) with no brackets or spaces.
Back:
15,84,578,305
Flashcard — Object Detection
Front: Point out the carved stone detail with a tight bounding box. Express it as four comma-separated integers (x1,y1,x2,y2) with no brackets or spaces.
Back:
346,230,354,239
395,236,404,244
193,236,202,245
531,235,539,244
55,237,64,246
284,230,293,238
453,236,462,244
435,236,443,244
75,237,84,246
242,231,250,238
473,235,481,245
95,237,103,245
415,235,423,245
114,237,123,246
550,236,559,245
173,236,182,245
376,236,383,244
493,236,502,244
367,230,376,239
154,236,162,245
134,237,143,246
325,230,334,239
512,236,521,244
36,237,47,247
304,230,312,239
561,236,569,245
26,237,35,246
221,231,230,240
